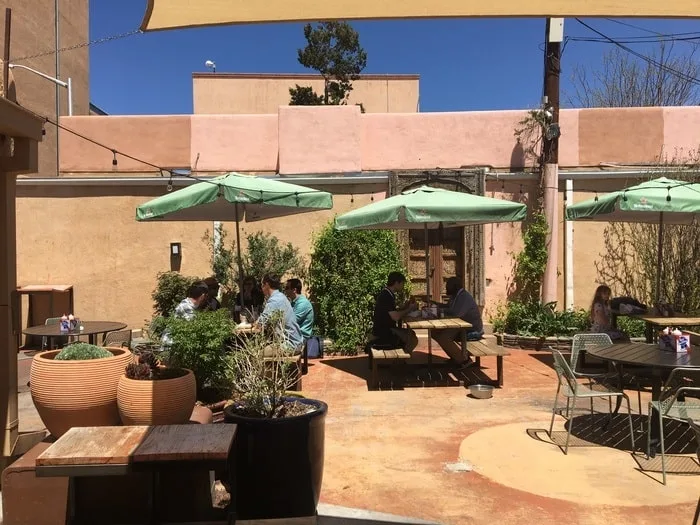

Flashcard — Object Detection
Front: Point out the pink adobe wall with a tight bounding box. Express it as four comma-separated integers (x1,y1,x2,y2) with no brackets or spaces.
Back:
662,107,700,160
277,105,362,174
60,116,191,172
58,106,700,174
191,114,278,172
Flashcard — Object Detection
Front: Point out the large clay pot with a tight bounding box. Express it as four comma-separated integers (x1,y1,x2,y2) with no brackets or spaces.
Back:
117,369,196,425
30,347,133,438
223,397,327,520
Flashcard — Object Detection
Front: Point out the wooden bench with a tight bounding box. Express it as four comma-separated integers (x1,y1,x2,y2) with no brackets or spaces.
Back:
687,330,700,346
369,347,411,390
263,354,303,391
467,339,509,387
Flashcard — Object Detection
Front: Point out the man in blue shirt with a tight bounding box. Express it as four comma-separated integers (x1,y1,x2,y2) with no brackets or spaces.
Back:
256,273,303,354
432,276,483,368
284,278,314,343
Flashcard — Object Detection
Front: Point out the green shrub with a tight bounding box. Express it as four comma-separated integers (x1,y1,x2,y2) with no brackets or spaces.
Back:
238,232,307,285
55,343,113,360
616,316,646,338
490,301,589,337
309,222,410,354
161,309,236,394
152,272,202,317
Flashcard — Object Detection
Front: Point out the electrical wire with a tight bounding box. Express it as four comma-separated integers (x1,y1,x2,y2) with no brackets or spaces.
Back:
574,19,700,87
10,29,142,63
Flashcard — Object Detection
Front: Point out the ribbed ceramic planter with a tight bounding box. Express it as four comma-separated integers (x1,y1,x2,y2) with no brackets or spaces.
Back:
30,347,133,438
117,369,196,425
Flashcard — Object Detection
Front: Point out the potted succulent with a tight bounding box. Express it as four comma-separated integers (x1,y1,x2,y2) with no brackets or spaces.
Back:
223,314,327,520
30,342,133,437
117,350,196,425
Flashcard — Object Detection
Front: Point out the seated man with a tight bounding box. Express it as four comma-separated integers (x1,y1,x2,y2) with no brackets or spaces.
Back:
284,278,314,344
432,277,483,368
174,282,210,320
371,272,418,353
256,273,304,355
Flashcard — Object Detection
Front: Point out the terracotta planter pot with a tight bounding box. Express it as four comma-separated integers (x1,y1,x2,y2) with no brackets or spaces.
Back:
117,369,196,425
30,347,133,438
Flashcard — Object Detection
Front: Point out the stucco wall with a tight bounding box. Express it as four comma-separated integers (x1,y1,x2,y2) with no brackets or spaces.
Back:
193,73,420,115
2,0,89,177
58,106,690,174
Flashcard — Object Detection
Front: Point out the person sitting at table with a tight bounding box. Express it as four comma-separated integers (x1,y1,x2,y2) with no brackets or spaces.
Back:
431,277,483,368
174,282,209,321
371,272,418,353
202,276,221,311
235,276,265,319
284,278,315,344
590,284,629,342
255,273,304,355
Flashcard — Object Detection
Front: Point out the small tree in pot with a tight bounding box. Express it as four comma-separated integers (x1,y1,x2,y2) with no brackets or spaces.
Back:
223,313,327,520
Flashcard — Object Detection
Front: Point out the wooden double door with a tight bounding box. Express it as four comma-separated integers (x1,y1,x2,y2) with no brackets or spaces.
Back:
390,171,485,307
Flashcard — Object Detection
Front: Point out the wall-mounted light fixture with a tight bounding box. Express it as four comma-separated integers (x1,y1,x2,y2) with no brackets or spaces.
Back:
170,242,182,272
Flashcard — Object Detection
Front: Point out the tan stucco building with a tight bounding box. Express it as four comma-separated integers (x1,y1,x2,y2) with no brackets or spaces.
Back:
193,73,420,114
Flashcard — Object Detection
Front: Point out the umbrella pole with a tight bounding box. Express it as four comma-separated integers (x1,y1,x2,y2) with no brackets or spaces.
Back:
235,203,245,311
655,212,663,306
424,223,431,302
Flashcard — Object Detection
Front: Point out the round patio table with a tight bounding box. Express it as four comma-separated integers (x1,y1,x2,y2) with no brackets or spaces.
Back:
23,321,127,348
587,341,700,448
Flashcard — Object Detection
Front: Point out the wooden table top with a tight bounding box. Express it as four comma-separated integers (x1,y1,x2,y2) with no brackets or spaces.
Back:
404,317,472,330
23,321,127,337
639,316,700,326
587,342,700,370
36,425,238,468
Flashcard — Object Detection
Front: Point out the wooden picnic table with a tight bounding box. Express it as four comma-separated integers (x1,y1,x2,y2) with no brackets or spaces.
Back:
36,425,237,524
404,317,472,368
638,315,700,343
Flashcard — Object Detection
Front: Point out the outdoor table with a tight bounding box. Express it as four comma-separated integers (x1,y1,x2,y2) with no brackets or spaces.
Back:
23,320,127,348
403,317,472,368
35,425,237,524
638,315,700,343
586,342,700,448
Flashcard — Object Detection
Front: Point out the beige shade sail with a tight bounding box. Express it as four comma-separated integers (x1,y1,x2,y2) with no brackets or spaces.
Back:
140,1,700,31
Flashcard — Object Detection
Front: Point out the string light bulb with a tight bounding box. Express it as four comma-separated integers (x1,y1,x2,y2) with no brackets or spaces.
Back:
167,177,173,192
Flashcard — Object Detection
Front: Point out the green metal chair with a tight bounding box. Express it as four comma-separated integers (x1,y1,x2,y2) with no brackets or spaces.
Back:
688,419,699,525
42,317,68,350
103,329,132,348
646,368,700,484
549,350,636,454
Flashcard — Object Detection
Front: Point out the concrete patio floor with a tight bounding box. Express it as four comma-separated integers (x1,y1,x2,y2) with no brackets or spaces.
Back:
301,340,700,525
11,341,700,525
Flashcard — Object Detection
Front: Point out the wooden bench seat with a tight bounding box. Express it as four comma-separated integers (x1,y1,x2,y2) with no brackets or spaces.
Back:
369,347,411,390
467,339,509,387
686,330,700,346
263,354,303,391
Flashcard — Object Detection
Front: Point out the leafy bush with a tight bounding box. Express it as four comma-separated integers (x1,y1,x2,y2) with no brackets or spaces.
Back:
511,213,549,302
203,224,236,293
616,316,646,338
161,309,236,394
309,223,409,354
238,232,307,285
490,301,589,337
152,272,202,317
55,343,113,360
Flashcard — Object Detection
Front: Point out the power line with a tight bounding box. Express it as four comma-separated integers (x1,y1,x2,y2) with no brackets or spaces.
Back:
10,28,142,63
574,19,700,88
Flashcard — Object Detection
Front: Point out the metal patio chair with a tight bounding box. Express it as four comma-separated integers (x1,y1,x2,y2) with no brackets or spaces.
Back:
549,350,636,455
103,329,132,349
688,419,699,525
646,368,700,484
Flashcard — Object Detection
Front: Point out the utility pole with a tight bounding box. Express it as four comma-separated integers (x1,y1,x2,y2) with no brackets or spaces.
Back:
541,17,563,304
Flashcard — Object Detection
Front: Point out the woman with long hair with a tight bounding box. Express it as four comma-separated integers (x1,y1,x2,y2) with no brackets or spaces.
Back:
589,284,629,342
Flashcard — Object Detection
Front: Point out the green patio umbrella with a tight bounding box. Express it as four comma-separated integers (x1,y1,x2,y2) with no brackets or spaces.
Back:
137,172,333,305
334,185,527,299
565,176,700,303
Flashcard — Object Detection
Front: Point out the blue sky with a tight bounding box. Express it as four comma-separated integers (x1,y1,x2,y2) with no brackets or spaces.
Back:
89,1,700,115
